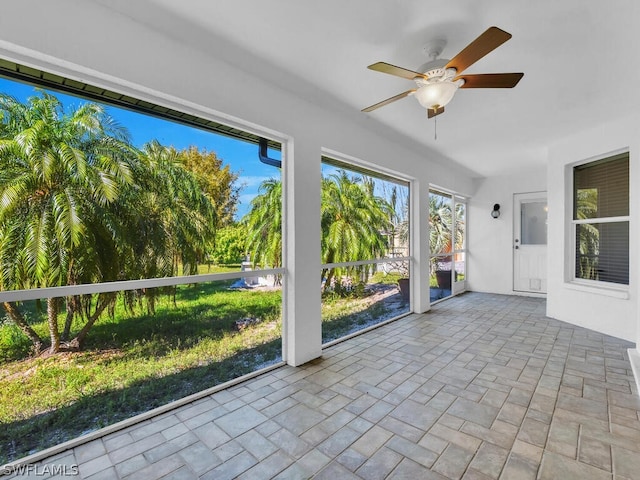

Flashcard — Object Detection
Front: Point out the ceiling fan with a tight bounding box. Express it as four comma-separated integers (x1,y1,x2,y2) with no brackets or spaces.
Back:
362,26,524,118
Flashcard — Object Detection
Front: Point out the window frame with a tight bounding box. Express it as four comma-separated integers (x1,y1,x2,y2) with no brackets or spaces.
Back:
319,152,413,345
428,188,467,303
0,56,293,457
570,150,629,290
0,59,290,356
452,196,467,294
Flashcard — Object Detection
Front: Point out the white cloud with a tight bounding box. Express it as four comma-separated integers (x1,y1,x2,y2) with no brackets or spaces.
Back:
240,175,272,188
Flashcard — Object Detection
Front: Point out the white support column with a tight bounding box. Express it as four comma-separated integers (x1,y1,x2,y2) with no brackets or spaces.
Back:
411,180,431,313
283,138,322,366
628,137,640,395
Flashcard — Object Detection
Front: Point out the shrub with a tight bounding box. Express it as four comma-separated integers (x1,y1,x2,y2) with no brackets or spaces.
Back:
212,224,247,265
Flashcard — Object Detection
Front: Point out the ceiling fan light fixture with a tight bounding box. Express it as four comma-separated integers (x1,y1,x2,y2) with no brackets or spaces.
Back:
414,81,458,110
362,27,522,116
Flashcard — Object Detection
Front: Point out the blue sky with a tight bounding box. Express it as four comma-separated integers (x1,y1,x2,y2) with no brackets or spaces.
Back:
0,77,281,219
0,77,408,221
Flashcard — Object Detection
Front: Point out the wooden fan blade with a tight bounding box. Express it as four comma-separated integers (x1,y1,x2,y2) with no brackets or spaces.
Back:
427,106,445,118
362,90,416,112
367,62,427,81
456,73,524,88
445,26,512,74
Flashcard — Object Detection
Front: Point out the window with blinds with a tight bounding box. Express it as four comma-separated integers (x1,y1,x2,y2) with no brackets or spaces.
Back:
573,152,629,285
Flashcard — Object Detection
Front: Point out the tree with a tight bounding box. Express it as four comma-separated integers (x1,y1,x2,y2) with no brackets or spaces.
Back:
179,146,240,228
211,224,247,265
126,141,218,278
0,92,135,353
69,140,218,325
429,194,465,280
321,171,392,287
243,172,394,290
0,94,219,354
65,142,218,348
575,188,599,280
244,178,282,271
429,194,453,256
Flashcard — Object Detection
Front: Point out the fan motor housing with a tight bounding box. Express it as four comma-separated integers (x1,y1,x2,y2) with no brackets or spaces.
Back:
415,58,456,86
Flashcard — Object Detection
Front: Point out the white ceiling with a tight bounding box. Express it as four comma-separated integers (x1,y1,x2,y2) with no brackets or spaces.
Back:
98,0,640,178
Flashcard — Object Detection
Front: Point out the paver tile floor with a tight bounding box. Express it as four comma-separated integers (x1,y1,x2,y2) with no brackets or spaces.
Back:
8,293,640,479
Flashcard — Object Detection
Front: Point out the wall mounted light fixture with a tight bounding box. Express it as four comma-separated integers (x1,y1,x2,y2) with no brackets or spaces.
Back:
491,203,501,219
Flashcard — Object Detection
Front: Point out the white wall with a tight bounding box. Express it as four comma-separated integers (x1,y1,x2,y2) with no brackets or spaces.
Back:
467,115,639,346
547,114,640,344
0,0,476,365
467,167,546,295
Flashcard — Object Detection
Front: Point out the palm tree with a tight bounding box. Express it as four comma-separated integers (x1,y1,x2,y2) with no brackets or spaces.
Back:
130,141,217,276
429,193,465,285
244,178,282,271
0,92,135,353
66,143,218,347
429,194,453,255
321,171,392,287
575,188,599,280
0,94,220,354
243,172,393,290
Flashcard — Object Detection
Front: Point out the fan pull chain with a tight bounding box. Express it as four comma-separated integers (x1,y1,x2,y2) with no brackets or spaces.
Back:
434,115,437,140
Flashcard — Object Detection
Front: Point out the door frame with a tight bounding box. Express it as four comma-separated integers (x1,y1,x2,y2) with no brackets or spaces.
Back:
513,191,548,296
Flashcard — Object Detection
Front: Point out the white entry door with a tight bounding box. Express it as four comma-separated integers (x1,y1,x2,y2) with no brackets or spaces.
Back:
513,192,547,293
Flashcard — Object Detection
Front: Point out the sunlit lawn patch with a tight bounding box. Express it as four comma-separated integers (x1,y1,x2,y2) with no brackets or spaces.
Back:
322,281,409,343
